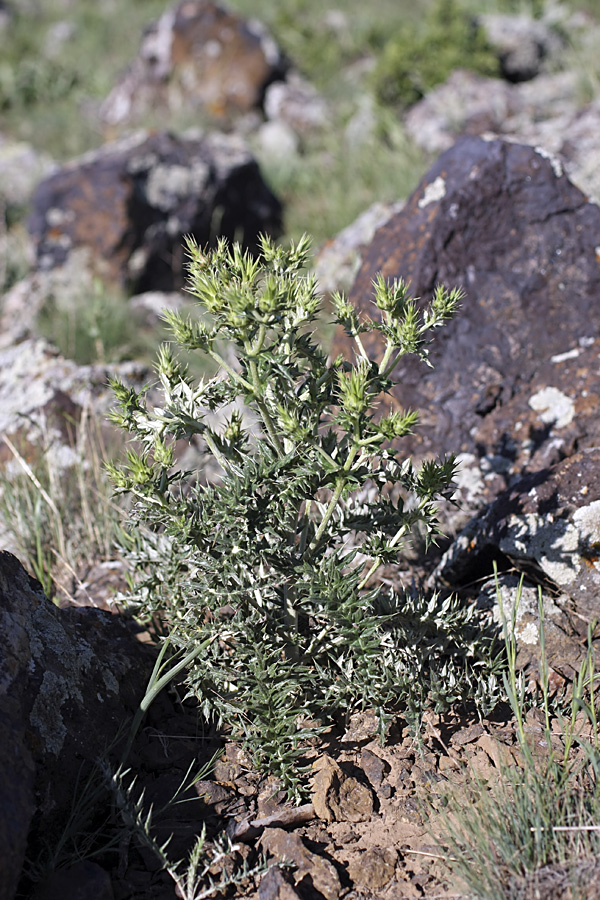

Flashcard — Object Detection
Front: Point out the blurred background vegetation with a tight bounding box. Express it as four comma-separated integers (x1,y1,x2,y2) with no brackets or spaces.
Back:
1,0,599,364
1,0,597,247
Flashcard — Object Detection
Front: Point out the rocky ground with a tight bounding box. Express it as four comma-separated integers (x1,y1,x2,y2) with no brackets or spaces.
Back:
3,2,600,899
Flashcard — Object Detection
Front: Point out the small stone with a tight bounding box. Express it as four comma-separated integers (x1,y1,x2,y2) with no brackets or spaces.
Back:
360,748,388,787
342,709,379,743
257,776,287,818
438,755,460,774
194,779,234,813
259,866,301,900
312,754,374,823
450,723,484,747
260,828,341,900
347,847,397,891
213,742,252,784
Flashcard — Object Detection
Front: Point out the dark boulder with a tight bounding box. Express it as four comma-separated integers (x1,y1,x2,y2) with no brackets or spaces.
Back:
333,136,600,668
342,136,600,469
28,130,282,293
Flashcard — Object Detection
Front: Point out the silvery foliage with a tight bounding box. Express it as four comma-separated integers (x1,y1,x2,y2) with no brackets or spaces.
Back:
109,235,501,794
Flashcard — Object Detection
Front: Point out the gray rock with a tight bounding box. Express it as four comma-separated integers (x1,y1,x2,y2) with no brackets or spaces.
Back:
263,72,328,134
0,138,55,211
255,120,299,164
436,449,600,616
404,69,518,155
0,248,95,348
480,13,564,82
431,448,600,671
404,67,600,202
0,337,149,462
474,574,577,674
313,200,405,298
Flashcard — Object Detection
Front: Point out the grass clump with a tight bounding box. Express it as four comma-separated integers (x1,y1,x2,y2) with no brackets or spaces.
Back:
433,577,600,900
108,234,502,795
0,405,128,602
373,0,500,109
105,761,266,900
24,746,262,900
35,276,152,366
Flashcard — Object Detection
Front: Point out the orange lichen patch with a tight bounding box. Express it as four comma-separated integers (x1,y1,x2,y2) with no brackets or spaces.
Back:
170,4,273,114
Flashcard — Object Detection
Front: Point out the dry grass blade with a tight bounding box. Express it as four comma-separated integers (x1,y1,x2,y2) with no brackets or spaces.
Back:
428,578,600,900
0,408,130,603
2,432,67,558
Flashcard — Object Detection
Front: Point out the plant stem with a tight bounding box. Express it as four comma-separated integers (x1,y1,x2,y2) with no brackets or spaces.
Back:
378,339,395,377
308,443,361,553
207,349,253,393
248,358,285,457
299,499,312,555
203,431,231,474
353,332,370,362
122,633,219,765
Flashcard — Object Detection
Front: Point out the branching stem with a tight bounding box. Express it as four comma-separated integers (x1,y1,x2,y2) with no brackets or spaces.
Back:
207,349,253,393
308,444,358,553
248,358,285,457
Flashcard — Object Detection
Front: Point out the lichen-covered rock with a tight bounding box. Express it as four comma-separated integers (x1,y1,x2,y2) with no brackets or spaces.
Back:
404,68,600,201
0,337,148,466
0,138,55,212
479,13,564,82
263,72,328,135
313,200,405,298
28,130,282,292
0,552,156,898
434,448,600,624
0,249,102,348
340,137,600,470
404,69,518,155
474,574,579,676
100,0,288,128
405,67,582,156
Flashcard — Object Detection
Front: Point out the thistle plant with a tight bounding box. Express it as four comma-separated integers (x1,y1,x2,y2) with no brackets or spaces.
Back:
108,234,500,793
